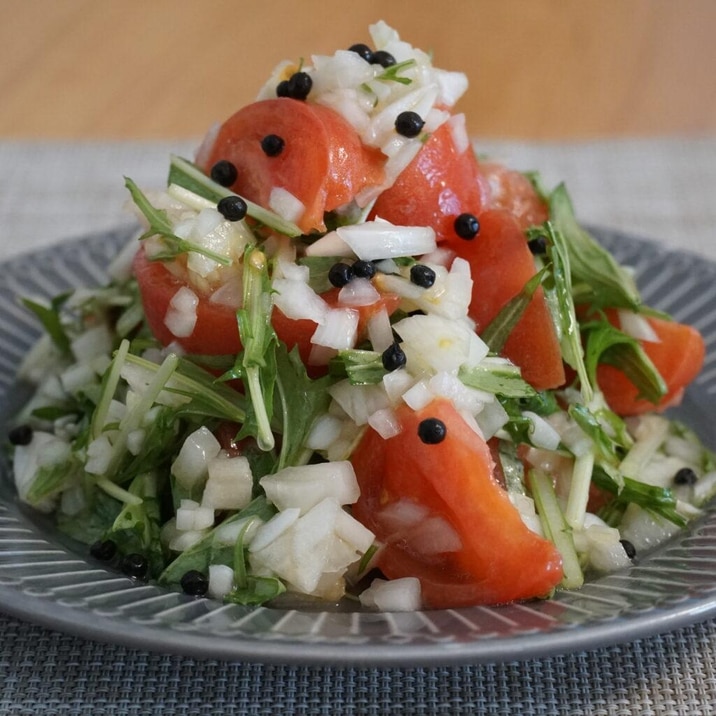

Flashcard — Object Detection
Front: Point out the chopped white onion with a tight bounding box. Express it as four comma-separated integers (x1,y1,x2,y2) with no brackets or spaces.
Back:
269,186,305,223
164,286,199,338
338,277,380,307
336,220,436,261
617,310,660,342
310,307,359,350
359,577,422,612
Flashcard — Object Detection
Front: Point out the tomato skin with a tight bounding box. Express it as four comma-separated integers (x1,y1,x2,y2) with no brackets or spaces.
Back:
133,247,242,355
133,247,399,365
351,398,563,608
369,120,488,243
455,209,565,391
479,161,548,231
199,99,385,233
597,314,706,415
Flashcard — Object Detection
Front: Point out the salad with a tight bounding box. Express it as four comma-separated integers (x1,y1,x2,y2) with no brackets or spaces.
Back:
8,21,714,611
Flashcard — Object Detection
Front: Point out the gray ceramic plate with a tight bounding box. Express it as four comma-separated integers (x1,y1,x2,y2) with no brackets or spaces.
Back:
1,226,715,666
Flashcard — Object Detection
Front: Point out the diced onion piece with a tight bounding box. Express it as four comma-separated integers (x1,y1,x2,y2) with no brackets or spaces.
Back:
303,230,353,258
523,411,561,451
164,286,199,338
259,461,360,514
336,220,436,261
305,413,344,450
171,426,221,489
366,307,394,354
202,454,254,510
310,307,359,350
368,407,402,439
359,577,422,612
208,564,235,600
269,186,305,223
338,277,380,307
617,309,660,342
401,380,433,411
272,278,328,323
329,380,391,425
249,508,301,553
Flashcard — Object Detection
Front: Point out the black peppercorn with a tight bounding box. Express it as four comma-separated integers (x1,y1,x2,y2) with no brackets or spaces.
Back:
418,418,447,444
120,553,149,580
394,111,425,138
410,264,436,288
279,71,312,100
261,134,285,157
348,43,373,62
217,195,248,222
371,50,396,68
328,262,354,288
210,160,238,187
180,569,210,597
454,213,480,239
528,236,548,255
620,539,637,560
381,342,407,371
89,539,117,562
352,260,376,279
8,424,33,446
674,467,698,486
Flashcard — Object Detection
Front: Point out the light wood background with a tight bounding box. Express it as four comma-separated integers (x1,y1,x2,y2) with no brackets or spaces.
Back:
2,0,715,140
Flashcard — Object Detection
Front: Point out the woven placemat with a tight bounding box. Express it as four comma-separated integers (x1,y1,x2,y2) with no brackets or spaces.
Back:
2,611,716,715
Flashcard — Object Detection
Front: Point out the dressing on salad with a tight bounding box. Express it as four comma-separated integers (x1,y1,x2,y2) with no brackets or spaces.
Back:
9,21,713,611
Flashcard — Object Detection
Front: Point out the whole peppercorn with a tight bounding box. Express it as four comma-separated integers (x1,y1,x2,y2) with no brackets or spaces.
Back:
394,111,425,138
410,264,436,288
348,43,373,62
528,235,548,255
217,195,248,222
261,134,285,157
120,553,149,580
180,570,210,597
620,539,637,560
371,50,396,68
8,424,33,446
674,467,698,486
352,260,376,279
328,262,354,288
210,160,238,187
89,539,117,562
278,71,312,100
381,342,407,372
454,213,480,239
418,418,447,444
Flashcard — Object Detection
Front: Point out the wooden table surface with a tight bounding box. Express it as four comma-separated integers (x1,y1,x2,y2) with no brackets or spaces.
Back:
2,0,715,140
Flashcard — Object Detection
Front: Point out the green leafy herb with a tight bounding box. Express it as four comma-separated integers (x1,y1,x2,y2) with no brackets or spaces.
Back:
548,183,642,311
124,177,232,265
582,318,666,404
167,155,302,237
458,360,536,398
331,349,386,385
273,345,334,472
21,294,72,354
480,268,547,352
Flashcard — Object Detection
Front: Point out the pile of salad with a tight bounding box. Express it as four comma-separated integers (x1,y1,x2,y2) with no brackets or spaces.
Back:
8,21,714,611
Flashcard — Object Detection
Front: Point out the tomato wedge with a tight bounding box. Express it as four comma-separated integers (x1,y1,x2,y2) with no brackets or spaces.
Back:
351,398,563,608
479,161,548,231
369,120,488,243
133,247,399,364
597,314,706,415
198,98,385,233
455,209,565,390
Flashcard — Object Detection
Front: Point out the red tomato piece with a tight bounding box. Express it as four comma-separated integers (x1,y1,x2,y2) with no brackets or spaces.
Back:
133,247,399,365
199,98,385,233
351,398,563,608
369,120,488,243
456,209,565,390
597,314,706,415
479,161,549,231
